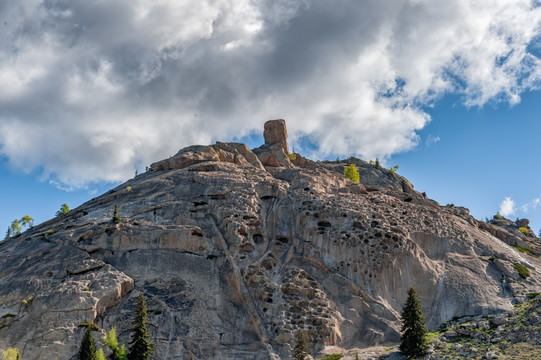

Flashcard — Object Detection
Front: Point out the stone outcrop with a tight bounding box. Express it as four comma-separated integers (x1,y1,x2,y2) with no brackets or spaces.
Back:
264,119,289,155
253,119,293,168
1,120,541,359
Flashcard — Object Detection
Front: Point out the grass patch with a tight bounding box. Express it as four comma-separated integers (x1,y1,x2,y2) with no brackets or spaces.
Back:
318,355,343,360
39,229,57,236
512,245,536,257
527,292,541,299
514,263,531,279
0,313,16,319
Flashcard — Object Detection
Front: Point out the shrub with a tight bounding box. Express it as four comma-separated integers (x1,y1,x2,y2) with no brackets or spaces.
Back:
1,348,21,360
514,263,530,279
289,153,297,161
103,326,128,360
113,204,121,224
518,227,529,235
527,292,540,299
494,212,503,220
344,164,360,183
389,165,399,174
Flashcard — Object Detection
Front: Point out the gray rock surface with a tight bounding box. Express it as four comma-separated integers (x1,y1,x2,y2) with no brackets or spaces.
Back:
1,121,541,359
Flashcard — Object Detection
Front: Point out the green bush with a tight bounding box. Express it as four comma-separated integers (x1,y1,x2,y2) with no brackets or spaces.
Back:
344,164,360,183
518,227,529,235
527,292,540,299
514,263,531,279
389,165,399,174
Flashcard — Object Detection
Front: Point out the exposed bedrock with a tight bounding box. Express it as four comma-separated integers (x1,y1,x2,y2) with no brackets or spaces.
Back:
1,120,540,359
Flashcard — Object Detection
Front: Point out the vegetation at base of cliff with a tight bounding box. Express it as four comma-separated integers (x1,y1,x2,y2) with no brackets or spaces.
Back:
399,286,428,358
293,331,309,360
422,297,541,360
103,326,128,360
513,263,530,278
318,354,343,360
127,294,155,360
78,326,98,360
344,164,360,183
71,295,153,360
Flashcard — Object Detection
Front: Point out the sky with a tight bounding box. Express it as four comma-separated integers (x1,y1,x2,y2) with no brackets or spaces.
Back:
1,0,541,235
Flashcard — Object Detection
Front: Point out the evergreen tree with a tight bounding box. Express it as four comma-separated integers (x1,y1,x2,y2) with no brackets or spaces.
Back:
113,204,121,224
127,294,155,360
292,331,308,360
78,326,97,360
399,287,428,358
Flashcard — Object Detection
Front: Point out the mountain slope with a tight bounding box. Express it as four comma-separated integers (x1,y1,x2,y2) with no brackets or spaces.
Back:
1,120,540,359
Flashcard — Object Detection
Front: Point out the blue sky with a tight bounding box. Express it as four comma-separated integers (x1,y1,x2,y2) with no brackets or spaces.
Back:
2,1,541,235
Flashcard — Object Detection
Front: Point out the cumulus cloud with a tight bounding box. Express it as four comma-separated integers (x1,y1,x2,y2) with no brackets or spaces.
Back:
499,197,516,218
1,0,541,187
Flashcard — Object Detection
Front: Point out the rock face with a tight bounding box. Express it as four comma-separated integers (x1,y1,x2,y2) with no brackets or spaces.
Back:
264,119,289,154
1,120,541,360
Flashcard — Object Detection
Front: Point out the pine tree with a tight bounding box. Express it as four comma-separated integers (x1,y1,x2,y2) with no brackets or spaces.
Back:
399,287,428,358
78,326,97,360
292,331,308,360
127,294,155,360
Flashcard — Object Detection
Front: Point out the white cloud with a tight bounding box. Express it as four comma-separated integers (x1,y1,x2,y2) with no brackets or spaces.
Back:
500,197,516,218
1,0,541,187
425,135,441,147
520,197,541,212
